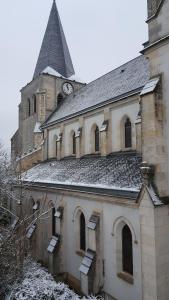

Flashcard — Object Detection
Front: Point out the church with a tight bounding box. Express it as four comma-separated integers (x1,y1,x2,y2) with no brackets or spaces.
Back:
11,0,169,299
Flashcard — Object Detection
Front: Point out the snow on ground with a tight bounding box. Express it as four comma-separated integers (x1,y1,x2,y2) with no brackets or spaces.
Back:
8,258,103,300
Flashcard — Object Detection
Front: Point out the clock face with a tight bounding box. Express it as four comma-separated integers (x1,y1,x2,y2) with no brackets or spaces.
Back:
63,82,74,95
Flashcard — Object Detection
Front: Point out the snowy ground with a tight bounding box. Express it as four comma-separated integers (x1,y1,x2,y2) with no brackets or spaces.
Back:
7,258,103,300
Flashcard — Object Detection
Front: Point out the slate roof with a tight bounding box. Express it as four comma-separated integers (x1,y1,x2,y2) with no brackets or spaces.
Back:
23,152,142,199
44,55,149,127
33,0,75,79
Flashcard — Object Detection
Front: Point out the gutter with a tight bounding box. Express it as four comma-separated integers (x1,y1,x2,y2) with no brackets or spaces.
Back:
21,181,139,200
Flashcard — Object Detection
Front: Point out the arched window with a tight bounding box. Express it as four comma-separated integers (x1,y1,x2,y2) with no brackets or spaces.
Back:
33,94,37,113
73,132,76,155
95,126,100,152
52,207,56,236
53,135,58,158
27,98,31,117
56,140,58,157
122,225,133,275
125,118,132,148
57,93,64,106
80,213,86,251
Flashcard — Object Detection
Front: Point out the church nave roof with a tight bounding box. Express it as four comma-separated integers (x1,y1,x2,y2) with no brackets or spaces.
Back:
44,55,149,127
22,152,142,199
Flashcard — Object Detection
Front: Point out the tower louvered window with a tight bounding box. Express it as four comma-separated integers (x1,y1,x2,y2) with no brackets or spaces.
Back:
80,213,86,251
95,126,100,152
122,225,133,275
125,118,132,148
28,98,31,117
73,132,76,155
57,93,63,106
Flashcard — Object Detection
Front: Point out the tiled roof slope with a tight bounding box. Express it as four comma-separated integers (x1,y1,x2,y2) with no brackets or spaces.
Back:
45,55,149,126
33,0,75,79
23,152,142,197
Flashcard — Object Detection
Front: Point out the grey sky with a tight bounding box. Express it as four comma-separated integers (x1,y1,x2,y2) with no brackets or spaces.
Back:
0,0,148,150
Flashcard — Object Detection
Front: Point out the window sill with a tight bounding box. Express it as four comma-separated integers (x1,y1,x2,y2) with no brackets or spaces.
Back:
76,250,85,257
117,272,134,285
122,147,133,152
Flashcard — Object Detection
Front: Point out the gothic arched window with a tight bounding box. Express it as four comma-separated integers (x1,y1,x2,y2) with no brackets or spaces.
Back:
95,126,100,152
33,95,37,113
125,118,132,148
73,132,76,155
57,93,63,106
122,225,133,275
28,98,31,117
80,213,86,251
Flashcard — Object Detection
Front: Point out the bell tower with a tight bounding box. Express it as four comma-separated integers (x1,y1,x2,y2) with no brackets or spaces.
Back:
11,0,84,171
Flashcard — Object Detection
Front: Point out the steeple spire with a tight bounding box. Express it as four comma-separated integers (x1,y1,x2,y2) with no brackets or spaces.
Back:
33,0,75,79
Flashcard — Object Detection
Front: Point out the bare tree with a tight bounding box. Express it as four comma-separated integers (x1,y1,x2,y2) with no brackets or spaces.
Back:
0,141,57,299
0,141,27,298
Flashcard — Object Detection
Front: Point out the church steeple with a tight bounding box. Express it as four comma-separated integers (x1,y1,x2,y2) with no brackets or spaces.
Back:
33,0,75,79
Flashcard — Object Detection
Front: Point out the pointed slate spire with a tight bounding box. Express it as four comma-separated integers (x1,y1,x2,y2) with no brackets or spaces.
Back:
33,0,75,79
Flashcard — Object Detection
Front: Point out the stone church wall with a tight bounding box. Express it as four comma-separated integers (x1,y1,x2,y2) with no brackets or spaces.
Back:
24,188,142,300
47,96,139,160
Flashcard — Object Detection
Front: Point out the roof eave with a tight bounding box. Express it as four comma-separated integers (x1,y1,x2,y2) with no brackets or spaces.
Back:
22,181,139,200
141,34,169,54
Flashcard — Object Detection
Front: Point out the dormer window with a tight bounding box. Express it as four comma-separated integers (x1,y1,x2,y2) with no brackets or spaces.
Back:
57,93,64,106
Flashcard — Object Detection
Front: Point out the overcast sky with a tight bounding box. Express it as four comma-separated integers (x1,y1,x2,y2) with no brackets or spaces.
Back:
0,0,148,151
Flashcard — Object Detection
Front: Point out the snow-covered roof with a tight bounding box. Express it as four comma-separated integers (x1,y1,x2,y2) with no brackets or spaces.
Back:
42,67,62,77
22,152,142,198
42,66,85,83
34,122,42,133
140,77,160,96
44,55,149,127
146,185,163,206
